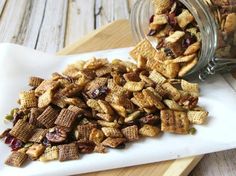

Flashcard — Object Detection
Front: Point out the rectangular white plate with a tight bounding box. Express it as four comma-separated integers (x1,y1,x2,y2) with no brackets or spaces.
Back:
0,43,236,176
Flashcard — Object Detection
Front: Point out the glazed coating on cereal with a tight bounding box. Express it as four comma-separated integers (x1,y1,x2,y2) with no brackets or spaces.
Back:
0,1,209,167
1,57,208,167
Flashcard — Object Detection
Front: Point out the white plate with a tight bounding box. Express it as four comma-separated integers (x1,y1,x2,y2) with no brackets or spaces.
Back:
0,43,236,176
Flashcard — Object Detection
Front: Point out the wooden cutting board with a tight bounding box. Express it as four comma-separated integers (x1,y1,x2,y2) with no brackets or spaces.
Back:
58,19,203,176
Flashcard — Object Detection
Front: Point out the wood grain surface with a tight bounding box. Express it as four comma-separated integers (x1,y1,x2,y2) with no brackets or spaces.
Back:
0,0,236,175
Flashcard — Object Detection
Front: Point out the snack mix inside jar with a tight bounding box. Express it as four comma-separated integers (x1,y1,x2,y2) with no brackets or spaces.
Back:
131,0,236,80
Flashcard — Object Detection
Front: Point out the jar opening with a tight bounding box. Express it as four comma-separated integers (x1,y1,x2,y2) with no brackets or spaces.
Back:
131,0,219,77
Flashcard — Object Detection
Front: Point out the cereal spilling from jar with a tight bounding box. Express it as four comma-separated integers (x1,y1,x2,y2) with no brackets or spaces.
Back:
0,56,208,167
130,0,202,78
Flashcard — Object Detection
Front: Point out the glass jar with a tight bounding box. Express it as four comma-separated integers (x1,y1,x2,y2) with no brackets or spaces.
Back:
130,0,236,80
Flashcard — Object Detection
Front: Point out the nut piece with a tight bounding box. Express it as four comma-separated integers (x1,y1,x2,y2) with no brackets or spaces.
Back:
178,93,198,109
46,127,67,143
139,114,160,125
26,144,45,160
139,124,160,137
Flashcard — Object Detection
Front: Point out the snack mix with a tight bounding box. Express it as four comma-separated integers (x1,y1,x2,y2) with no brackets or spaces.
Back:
0,0,208,167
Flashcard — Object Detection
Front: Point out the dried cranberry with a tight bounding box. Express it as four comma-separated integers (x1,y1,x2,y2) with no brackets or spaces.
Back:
99,86,109,94
3,133,23,151
149,15,154,24
91,86,109,98
168,13,177,27
164,48,175,57
42,137,51,147
91,89,100,98
147,29,158,36
182,32,197,48
4,134,15,144
10,139,23,151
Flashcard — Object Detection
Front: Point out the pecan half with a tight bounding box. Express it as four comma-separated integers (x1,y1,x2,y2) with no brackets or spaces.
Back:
139,114,160,125
46,127,67,143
